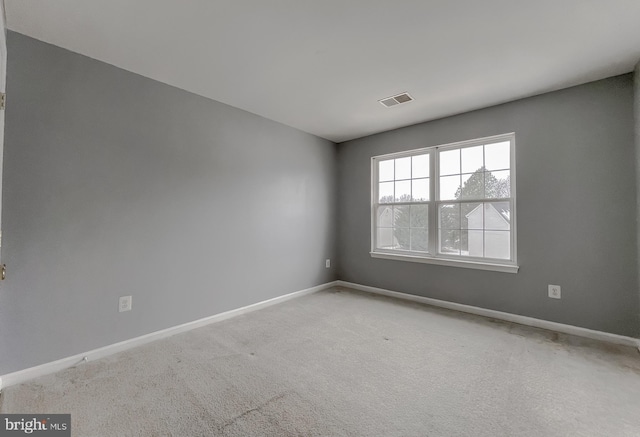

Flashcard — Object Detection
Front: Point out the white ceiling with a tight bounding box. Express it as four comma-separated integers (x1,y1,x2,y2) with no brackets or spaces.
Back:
6,1,640,142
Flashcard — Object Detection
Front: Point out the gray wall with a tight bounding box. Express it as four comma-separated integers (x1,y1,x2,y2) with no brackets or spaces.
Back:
0,32,337,374
338,74,639,337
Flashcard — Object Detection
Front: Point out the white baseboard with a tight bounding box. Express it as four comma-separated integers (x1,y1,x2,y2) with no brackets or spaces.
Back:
337,280,640,349
0,281,338,390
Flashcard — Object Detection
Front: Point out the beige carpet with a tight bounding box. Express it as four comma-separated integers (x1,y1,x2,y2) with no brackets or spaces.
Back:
2,287,639,436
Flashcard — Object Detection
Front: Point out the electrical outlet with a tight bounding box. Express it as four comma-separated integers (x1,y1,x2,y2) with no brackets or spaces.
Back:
119,295,132,312
548,285,561,299
325,259,331,268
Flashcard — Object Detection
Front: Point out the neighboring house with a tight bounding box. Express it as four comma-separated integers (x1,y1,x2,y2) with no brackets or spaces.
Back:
466,202,510,259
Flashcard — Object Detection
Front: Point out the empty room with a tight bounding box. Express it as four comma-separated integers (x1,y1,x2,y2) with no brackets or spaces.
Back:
0,1,639,436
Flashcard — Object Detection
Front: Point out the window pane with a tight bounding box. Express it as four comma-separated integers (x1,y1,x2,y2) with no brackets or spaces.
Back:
485,230,511,259
393,205,410,228
376,228,394,249
439,229,460,255
461,202,483,230
484,141,510,171
439,203,460,229
485,202,510,230
465,230,484,257
411,228,428,252
439,175,460,200
412,154,429,178
439,149,460,176
412,178,429,201
379,159,394,182
395,180,411,202
484,170,510,198
410,204,429,228
395,157,411,180
379,182,394,202
376,205,393,228
394,227,411,250
459,172,484,200
461,146,483,174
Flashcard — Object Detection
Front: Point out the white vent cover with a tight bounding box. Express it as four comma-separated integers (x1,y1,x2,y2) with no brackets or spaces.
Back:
379,92,413,108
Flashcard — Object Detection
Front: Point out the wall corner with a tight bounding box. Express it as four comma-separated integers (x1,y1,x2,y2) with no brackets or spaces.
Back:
634,60,640,337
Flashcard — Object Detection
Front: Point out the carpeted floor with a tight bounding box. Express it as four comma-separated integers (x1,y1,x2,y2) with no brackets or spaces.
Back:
2,287,639,436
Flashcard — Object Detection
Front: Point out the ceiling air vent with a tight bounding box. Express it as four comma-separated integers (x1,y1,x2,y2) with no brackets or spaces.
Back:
379,92,413,108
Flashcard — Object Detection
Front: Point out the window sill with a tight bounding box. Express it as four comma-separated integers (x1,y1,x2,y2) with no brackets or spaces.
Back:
370,251,519,274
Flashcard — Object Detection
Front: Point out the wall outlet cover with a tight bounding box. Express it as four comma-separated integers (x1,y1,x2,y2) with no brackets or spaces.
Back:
119,295,132,312
548,285,561,299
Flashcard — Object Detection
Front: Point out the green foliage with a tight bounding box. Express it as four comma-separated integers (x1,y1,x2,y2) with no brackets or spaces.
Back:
380,194,428,251
455,166,510,200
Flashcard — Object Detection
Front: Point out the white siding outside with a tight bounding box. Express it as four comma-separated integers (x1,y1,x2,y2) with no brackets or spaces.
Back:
466,203,510,259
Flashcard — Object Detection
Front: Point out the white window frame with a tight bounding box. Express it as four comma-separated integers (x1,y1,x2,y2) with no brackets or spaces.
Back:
370,133,518,273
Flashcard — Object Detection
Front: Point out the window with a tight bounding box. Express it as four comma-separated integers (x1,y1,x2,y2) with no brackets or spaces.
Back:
371,133,518,273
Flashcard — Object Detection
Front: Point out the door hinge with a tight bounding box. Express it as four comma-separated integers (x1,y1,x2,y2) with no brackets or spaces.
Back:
0,92,5,110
